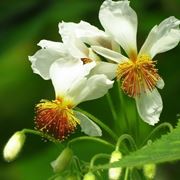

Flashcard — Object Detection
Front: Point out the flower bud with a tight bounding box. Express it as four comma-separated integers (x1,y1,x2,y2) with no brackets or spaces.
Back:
83,172,96,180
51,147,73,173
54,176,64,180
66,174,79,180
3,131,26,162
54,174,79,180
143,163,156,179
108,150,122,180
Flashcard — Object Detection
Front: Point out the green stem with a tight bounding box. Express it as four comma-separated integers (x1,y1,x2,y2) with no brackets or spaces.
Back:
89,153,110,170
73,156,83,172
124,168,129,180
135,106,140,142
106,92,117,121
21,128,60,144
141,122,173,147
76,107,118,141
116,134,137,152
67,136,115,149
117,81,129,130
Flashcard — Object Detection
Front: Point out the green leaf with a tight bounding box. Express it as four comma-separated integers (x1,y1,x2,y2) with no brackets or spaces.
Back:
95,120,180,170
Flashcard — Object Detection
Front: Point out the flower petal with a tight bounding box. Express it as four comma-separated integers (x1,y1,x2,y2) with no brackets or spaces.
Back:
99,0,138,55
59,22,88,58
29,40,67,80
38,40,66,52
49,57,95,97
90,61,118,79
92,46,128,63
140,16,180,59
74,111,102,136
135,89,163,125
156,78,165,89
69,74,113,105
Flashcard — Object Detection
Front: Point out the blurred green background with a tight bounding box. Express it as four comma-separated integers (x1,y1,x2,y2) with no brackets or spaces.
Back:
0,0,179,179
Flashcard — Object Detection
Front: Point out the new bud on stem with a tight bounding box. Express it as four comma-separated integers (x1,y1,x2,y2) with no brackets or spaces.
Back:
3,131,26,162
51,147,73,173
108,150,122,180
54,174,79,180
143,163,156,179
83,172,96,180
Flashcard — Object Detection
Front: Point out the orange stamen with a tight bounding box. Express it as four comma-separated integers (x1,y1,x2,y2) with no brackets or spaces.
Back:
35,98,79,140
116,54,160,97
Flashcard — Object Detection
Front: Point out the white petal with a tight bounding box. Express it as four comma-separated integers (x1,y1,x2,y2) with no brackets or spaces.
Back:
111,40,121,52
49,57,95,97
156,78,165,89
88,48,101,62
67,78,87,104
38,40,66,53
135,89,163,125
71,21,113,47
92,46,128,63
69,74,114,105
59,22,88,58
99,0,138,55
140,16,180,59
90,61,117,80
29,40,67,80
74,111,102,136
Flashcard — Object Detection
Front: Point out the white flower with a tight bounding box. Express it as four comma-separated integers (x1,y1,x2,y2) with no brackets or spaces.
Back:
59,21,119,79
92,0,180,125
29,40,68,80
29,43,113,140
3,131,26,162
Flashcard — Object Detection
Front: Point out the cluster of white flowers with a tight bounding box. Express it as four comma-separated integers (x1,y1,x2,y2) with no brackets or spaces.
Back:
29,0,180,140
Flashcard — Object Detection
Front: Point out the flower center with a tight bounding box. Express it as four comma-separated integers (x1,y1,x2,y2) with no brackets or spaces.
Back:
116,54,160,97
35,98,79,140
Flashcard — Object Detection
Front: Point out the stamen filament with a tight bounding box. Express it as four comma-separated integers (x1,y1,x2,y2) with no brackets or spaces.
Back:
116,54,160,97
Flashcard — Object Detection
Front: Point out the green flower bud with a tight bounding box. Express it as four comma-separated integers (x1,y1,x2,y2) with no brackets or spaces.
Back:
66,174,79,180
3,131,26,162
83,172,96,180
51,147,73,173
108,150,122,180
143,163,156,179
54,176,64,180
54,174,79,180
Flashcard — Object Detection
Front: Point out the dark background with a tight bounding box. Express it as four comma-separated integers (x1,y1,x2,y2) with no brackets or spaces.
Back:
0,0,179,179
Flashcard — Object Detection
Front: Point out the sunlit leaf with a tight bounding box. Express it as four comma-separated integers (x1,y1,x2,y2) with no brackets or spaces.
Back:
95,120,180,170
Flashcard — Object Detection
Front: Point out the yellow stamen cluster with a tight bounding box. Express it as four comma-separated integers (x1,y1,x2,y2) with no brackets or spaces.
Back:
35,98,79,140
116,54,160,97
